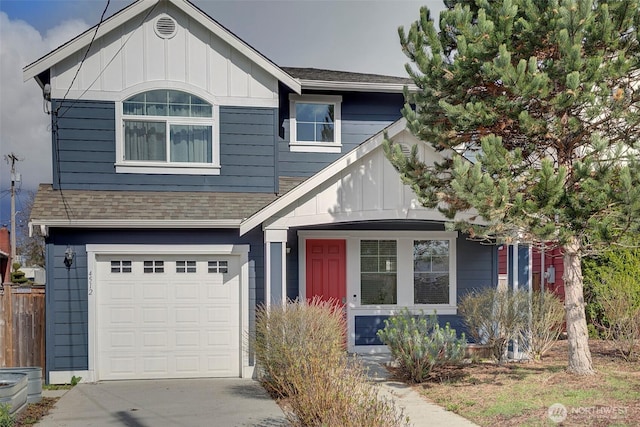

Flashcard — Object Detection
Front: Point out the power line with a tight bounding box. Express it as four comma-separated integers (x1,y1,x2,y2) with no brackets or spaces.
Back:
56,0,159,118
55,0,111,117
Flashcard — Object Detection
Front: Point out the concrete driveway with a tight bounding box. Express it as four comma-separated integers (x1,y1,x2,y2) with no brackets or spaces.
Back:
37,379,287,427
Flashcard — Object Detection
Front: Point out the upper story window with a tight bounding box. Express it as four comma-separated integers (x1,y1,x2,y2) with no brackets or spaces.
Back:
289,94,342,153
116,89,220,175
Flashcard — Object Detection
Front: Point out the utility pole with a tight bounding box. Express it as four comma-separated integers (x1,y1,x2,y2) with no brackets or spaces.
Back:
5,153,20,264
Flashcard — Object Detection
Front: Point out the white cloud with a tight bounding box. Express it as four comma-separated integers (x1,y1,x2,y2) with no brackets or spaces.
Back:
0,13,90,195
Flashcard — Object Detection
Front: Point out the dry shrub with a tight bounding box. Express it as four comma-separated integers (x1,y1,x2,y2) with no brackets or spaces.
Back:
254,297,344,398
254,297,407,426
459,287,529,362
528,291,564,360
287,356,408,427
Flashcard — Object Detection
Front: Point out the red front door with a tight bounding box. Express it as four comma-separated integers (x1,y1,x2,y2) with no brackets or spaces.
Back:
306,239,346,306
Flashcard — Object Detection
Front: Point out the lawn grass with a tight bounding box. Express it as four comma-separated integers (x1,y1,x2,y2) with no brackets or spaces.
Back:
416,340,639,426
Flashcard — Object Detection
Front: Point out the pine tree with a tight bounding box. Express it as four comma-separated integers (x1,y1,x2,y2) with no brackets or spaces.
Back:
386,0,640,375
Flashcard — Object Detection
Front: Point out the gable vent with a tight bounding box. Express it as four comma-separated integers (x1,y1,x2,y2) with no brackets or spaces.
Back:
154,15,177,39
399,144,411,156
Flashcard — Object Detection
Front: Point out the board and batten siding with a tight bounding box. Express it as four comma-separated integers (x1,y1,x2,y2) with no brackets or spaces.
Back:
45,228,265,381
50,3,278,105
278,92,404,177
51,100,278,192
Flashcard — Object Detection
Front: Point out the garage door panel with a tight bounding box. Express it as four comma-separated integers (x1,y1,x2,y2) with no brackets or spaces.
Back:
142,331,167,347
106,282,135,300
207,306,237,324
175,330,200,347
207,355,233,373
206,284,233,299
97,254,241,380
142,283,168,300
206,329,234,346
102,307,135,324
142,307,169,324
142,356,168,374
175,283,199,299
175,307,199,324
107,357,136,376
106,331,136,350
175,356,200,373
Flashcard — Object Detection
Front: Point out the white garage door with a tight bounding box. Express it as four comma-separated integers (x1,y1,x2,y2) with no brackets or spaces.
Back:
96,254,240,380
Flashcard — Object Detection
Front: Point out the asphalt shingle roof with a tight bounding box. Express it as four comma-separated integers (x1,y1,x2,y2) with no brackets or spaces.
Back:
31,177,306,222
282,67,412,85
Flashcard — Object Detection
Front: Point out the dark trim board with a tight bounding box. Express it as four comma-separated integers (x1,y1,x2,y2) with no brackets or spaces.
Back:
355,314,466,346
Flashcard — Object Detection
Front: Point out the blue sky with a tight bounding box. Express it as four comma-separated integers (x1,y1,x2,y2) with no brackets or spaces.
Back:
0,0,444,228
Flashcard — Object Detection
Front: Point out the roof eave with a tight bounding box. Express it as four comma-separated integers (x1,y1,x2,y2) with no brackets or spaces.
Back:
299,79,417,94
30,218,242,237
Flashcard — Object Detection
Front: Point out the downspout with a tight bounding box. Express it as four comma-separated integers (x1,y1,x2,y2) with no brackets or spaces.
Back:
541,245,545,292
512,242,519,359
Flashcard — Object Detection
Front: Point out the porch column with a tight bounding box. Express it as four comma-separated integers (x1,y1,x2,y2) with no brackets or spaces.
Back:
264,227,288,306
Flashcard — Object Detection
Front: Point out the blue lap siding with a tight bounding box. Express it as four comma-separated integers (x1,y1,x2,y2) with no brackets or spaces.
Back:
51,100,278,192
278,92,404,177
44,228,264,382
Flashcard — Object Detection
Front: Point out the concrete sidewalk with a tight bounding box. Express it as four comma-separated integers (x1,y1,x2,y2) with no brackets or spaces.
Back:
360,354,479,427
38,378,287,427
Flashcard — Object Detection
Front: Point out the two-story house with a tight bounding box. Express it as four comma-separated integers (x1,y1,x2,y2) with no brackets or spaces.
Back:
24,0,498,384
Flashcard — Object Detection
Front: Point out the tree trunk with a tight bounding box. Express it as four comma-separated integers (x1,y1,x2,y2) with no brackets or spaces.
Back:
563,237,595,375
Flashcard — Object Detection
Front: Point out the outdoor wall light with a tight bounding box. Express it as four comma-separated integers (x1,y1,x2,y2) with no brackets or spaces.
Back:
64,246,75,269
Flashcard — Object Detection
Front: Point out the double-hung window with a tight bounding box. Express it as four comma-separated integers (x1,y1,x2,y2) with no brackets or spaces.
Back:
360,240,397,305
289,94,342,153
357,233,457,313
413,240,450,304
117,89,219,175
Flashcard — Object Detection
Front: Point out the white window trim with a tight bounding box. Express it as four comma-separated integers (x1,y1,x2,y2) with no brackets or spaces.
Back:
289,94,342,153
115,94,221,175
356,233,457,312
298,230,458,313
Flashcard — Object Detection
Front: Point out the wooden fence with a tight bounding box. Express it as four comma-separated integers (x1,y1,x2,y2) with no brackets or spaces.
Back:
0,285,45,371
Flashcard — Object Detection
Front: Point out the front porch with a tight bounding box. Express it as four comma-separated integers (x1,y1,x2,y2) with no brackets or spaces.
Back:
241,119,497,352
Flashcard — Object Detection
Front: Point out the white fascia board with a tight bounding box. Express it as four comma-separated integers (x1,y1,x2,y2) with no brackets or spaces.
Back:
171,0,300,94
298,79,418,94
30,219,241,236
239,118,409,235
23,0,158,81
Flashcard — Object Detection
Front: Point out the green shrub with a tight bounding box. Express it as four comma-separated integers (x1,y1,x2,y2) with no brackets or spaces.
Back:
10,263,29,285
377,308,466,383
583,245,640,360
528,291,565,360
254,297,407,426
459,287,529,362
0,404,15,427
